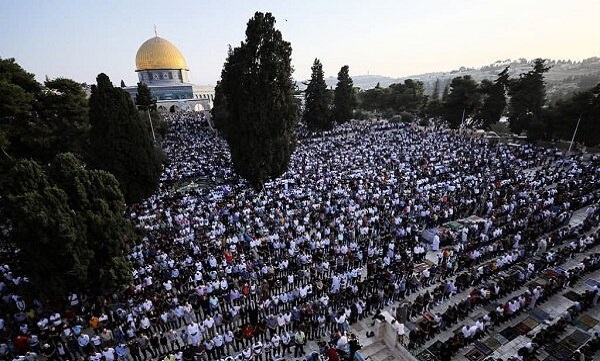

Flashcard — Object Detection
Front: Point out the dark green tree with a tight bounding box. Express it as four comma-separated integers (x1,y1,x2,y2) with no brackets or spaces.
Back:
211,81,228,131
357,86,385,112
384,79,426,113
89,73,163,203
0,57,40,95
215,12,298,189
3,154,132,299
508,59,550,135
135,82,162,142
135,82,156,111
48,153,133,291
120,80,126,88
0,58,40,161
0,59,90,163
34,78,90,161
303,58,332,130
442,76,481,128
357,80,426,116
546,83,600,147
424,98,443,120
477,67,509,129
333,65,355,123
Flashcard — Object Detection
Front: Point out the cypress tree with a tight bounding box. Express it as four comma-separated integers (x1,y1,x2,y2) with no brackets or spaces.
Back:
303,58,332,130
135,82,156,111
333,65,356,123
216,12,298,189
88,73,162,203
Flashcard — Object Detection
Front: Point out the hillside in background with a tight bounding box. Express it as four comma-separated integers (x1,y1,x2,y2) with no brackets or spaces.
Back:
301,57,600,103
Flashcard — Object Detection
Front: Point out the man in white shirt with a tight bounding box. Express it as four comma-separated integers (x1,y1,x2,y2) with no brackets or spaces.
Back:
270,334,281,356
102,347,116,361
203,316,215,338
213,333,224,358
186,322,200,346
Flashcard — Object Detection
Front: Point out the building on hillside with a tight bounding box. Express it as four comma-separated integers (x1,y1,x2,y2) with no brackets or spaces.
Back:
124,34,214,113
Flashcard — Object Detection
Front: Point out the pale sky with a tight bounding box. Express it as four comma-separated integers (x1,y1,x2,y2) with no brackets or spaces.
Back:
1,0,598,87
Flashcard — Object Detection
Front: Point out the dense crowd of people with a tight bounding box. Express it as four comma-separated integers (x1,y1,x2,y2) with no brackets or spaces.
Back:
0,112,599,361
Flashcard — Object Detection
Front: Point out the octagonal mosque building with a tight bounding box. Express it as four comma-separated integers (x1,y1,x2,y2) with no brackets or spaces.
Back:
124,34,214,113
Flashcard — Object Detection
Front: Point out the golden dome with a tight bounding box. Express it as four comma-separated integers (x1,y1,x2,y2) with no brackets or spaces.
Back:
135,36,188,71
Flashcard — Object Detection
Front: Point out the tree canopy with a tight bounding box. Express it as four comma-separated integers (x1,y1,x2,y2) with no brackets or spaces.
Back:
88,73,163,204
214,12,298,189
0,58,90,165
442,75,481,128
3,153,132,299
303,58,332,131
545,83,600,147
476,67,509,129
333,65,355,123
357,79,426,116
508,58,550,135
135,82,156,111
35,78,90,161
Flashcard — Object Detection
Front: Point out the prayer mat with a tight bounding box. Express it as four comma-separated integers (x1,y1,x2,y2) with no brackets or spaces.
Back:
522,317,540,329
447,221,462,230
545,268,565,278
474,341,493,355
495,333,509,345
560,336,580,352
569,330,592,346
413,260,435,273
427,340,443,357
562,291,580,301
528,308,550,323
573,317,591,331
554,266,568,274
578,314,599,328
528,280,544,288
415,349,437,361
513,321,532,335
465,347,486,361
499,326,519,341
545,342,575,361
484,303,498,313
482,336,502,350
585,279,600,288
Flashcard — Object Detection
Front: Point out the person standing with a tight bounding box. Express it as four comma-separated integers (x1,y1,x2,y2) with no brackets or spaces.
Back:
166,329,180,352
293,329,306,358
348,334,362,361
128,339,142,361
280,331,291,356
213,333,224,359
115,342,129,361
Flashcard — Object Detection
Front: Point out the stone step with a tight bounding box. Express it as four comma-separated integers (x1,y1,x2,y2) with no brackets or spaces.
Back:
369,347,397,361
360,340,387,356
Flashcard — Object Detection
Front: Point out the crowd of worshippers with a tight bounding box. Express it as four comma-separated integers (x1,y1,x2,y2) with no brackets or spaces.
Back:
0,113,599,361
401,219,600,361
